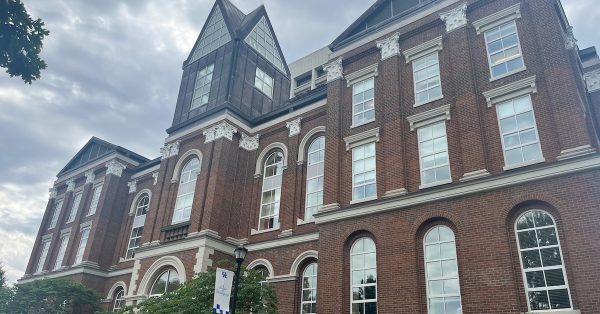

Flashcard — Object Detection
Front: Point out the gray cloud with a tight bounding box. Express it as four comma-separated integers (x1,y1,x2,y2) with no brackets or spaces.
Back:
0,0,596,283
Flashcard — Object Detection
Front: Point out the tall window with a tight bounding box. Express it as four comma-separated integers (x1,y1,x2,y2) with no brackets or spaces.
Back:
173,158,200,224
112,288,125,312
305,136,325,221
255,67,274,98
126,194,149,259
424,226,462,314
74,227,90,265
191,64,214,110
352,78,375,126
49,199,63,229
259,152,283,231
351,237,377,314
88,184,103,216
484,20,524,78
418,121,451,187
516,210,572,311
301,263,318,314
67,192,82,223
36,239,51,274
150,269,180,297
352,143,377,201
53,233,70,270
495,95,543,168
413,52,442,105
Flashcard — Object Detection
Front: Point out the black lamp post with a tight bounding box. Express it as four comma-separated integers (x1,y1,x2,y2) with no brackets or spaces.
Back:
230,245,248,314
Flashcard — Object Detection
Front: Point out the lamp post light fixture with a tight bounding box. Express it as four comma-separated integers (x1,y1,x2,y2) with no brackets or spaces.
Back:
230,245,248,314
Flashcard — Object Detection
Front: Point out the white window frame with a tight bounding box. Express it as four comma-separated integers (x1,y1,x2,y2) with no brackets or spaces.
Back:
112,288,125,312
350,237,378,314
515,210,574,312
172,158,200,224
417,121,452,189
126,194,149,259
48,199,63,230
351,78,376,127
191,64,214,110
494,94,544,170
88,183,103,216
255,67,274,98
53,233,70,270
483,20,525,80
412,51,443,106
258,151,283,231
36,238,51,274
424,226,463,314
74,227,90,265
300,262,318,314
67,192,83,223
149,268,180,297
304,136,325,222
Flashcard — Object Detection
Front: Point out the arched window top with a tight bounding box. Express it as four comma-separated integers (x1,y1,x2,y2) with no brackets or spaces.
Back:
350,237,377,313
172,156,200,223
516,209,556,231
112,288,125,312
149,268,180,297
135,193,150,217
297,126,326,164
264,151,284,177
171,149,203,183
248,258,274,278
301,262,318,314
307,136,325,165
351,237,376,255
424,225,455,245
129,189,152,216
255,142,288,177
180,158,200,181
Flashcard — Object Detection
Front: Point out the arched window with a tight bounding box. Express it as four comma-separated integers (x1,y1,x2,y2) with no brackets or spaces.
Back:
301,262,318,314
126,194,150,259
305,136,325,221
350,237,377,314
259,151,283,231
112,288,125,312
173,158,200,223
424,226,462,314
515,210,572,311
149,268,180,297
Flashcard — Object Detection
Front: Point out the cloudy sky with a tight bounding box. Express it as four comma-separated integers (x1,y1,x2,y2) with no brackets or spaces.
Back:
0,0,597,283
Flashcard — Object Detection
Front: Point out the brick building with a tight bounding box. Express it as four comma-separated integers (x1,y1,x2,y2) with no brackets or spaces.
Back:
21,0,600,313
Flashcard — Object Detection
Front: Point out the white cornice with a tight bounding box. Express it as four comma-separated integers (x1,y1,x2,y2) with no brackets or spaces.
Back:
440,2,468,33
315,154,600,224
403,36,443,64
407,104,451,131
19,266,133,284
345,64,379,87
482,76,537,107
55,154,141,184
472,3,521,35
343,128,380,151
246,232,319,251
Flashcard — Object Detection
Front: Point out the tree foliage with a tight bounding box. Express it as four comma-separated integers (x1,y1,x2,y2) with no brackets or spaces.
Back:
0,0,50,83
0,263,12,313
3,277,99,314
119,265,277,314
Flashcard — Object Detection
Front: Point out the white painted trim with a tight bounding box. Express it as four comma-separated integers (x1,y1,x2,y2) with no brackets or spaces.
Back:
472,3,522,35
315,154,600,224
137,256,187,296
406,104,451,131
289,250,318,276
250,227,280,235
403,36,443,64
383,188,408,198
482,76,537,107
523,311,580,314
129,189,152,215
350,195,378,205
247,259,275,277
80,220,92,229
330,0,463,59
419,178,452,190
345,64,379,87
459,169,491,182
19,266,133,284
266,274,296,283
503,158,545,171
246,232,319,251
254,142,289,177
343,128,380,151
131,165,160,180
106,281,127,300
134,234,236,260
297,126,326,164
165,99,327,143
556,145,596,161
489,66,527,82
55,154,141,184
60,227,71,236
171,149,203,183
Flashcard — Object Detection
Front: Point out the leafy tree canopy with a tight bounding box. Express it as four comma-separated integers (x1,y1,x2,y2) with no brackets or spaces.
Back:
0,0,50,83
119,264,277,314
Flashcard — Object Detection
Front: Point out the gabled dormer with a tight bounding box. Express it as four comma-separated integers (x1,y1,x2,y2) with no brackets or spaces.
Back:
168,0,291,134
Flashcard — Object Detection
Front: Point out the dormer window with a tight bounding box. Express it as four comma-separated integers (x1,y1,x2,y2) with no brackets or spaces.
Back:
255,67,274,98
191,64,215,111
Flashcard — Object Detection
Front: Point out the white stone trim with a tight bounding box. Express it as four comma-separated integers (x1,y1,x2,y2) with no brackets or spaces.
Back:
350,195,377,205
289,250,318,277
135,233,236,260
42,234,53,241
171,149,203,183
66,178,76,192
376,32,400,61
131,164,160,180
286,118,302,137
254,142,289,177
403,36,443,64
193,246,215,274
523,310,580,314
584,69,600,93
105,160,126,177
343,127,380,151
18,266,133,284
239,133,260,151
459,169,491,182
315,154,600,224
556,145,596,161
297,126,326,164
203,121,238,143
152,172,159,185
55,153,141,184
49,188,57,199
247,259,275,277
440,2,468,33
323,58,343,83
136,256,187,296
564,26,578,50
320,203,341,212
472,3,521,35
60,227,72,236
266,275,296,283
161,141,180,160
406,104,451,131
127,180,137,194
80,220,93,229
345,63,379,87
246,232,319,252
129,189,152,215
482,76,537,107
383,188,408,198
106,281,127,300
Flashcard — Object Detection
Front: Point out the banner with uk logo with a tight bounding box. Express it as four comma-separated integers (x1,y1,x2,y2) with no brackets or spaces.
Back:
213,268,234,314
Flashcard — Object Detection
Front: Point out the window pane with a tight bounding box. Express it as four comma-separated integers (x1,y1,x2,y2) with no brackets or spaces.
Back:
521,251,542,269
518,230,538,249
548,289,571,309
526,271,546,288
545,269,565,287
529,291,550,310
540,247,562,267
